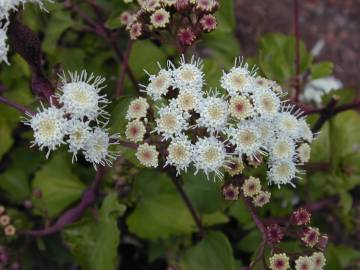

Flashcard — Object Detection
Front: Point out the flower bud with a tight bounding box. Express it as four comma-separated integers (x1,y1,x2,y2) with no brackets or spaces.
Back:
292,208,311,226
222,183,239,201
301,227,320,247
266,224,284,244
177,27,196,46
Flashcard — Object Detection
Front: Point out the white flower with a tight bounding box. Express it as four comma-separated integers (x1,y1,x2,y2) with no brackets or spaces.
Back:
142,0,160,11
268,160,297,186
227,122,264,158
136,143,158,167
126,97,149,120
125,119,146,143
270,136,296,161
165,134,193,174
311,252,326,270
276,111,301,139
172,55,204,91
220,57,256,96
66,119,92,162
255,76,285,96
150,8,170,28
253,87,281,118
297,143,311,163
176,89,201,111
0,0,20,20
143,68,173,100
295,256,314,270
254,117,275,148
196,92,229,134
229,95,254,120
154,102,188,140
58,70,109,121
0,24,9,65
298,119,313,143
24,104,67,158
83,127,119,168
193,136,229,180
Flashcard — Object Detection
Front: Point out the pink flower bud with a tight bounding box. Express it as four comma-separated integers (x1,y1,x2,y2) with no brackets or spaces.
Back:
200,14,217,32
177,27,196,46
266,224,284,244
292,208,311,226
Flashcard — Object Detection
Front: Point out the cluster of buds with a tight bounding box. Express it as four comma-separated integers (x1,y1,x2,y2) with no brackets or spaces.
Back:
0,205,16,237
268,208,327,270
23,71,120,168
124,55,314,186
0,246,20,270
119,0,219,46
0,0,49,65
241,176,271,207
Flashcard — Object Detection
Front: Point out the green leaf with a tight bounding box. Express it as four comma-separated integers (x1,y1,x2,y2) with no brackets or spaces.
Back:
63,193,126,270
202,211,229,226
127,193,196,240
109,96,135,134
216,0,236,32
311,61,333,79
228,200,255,230
0,116,14,160
180,231,236,270
183,169,222,214
31,152,86,218
238,230,262,253
43,10,73,54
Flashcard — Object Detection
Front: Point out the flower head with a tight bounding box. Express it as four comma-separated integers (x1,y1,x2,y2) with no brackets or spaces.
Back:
297,143,311,163
276,111,301,139
229,95,253,120
253,88,281,118
144,69,173,100
193,136,229,180
270,136,296,161
120,11,135,26
242,176,261,197
83,127,119,168
150,8,170,28
221,58,256,96
130,22,142,40
200,14,217,32
268,160,297,186
196,92,229,134
224,158,244,176
24,105,67,158
0,0,20,21
0,215,10,226
165,135,193,174
172,55,204,90
269,253,290,270
176,89,201,111
58,70,109,121
136,143,159,167
292,208,311,226
222,183,240,200
311,252,326,270
155,102,188,140
196,0,218,12
142,0,161,11
125,119,146,143
66,119,92,162
253,190,271,207
301,227,320,248
4,225,16,236
126,97,149,120
295,256,314,270
177,27,196,46
266,224,284,244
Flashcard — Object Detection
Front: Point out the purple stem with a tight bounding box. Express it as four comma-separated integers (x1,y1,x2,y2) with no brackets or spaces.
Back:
22,167,106,237
0,96,34,115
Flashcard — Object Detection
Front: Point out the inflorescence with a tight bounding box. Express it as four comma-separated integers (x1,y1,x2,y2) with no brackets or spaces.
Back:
23,71,120,168
119,0,219,45
125,55,314,186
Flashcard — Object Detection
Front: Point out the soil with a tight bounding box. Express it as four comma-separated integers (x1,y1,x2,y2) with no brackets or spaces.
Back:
235,0,360,91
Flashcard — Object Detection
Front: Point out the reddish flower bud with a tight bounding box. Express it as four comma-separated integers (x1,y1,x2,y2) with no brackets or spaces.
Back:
222,183,240,201
315,234,328,251
177,27,196,46
292,208,311,226
266,224,284,244
200,14,217,32
23,200,33,209
175,0,190,11
130,22,142,40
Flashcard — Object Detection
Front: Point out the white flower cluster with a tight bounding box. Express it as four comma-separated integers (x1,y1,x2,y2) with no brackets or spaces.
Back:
126,56,313,185
23,71,119,168
0,0,49,65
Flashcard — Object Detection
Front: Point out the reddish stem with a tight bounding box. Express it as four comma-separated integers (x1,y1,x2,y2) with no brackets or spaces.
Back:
115,40,133,97
22,167,106,237
0,96,34,115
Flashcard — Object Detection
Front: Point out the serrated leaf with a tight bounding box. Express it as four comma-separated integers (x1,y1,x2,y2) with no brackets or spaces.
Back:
31,152,86,218
62,193,126,270
180,231,236,270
